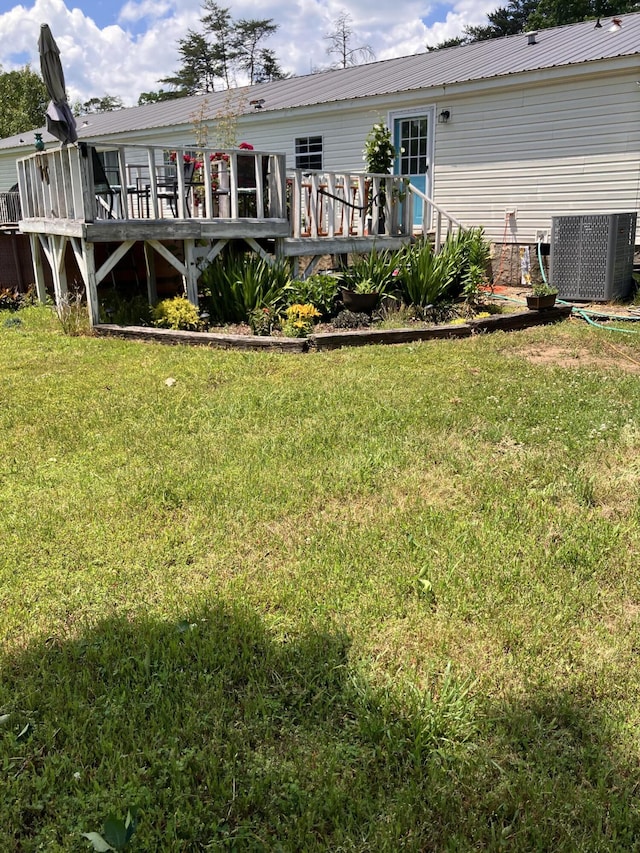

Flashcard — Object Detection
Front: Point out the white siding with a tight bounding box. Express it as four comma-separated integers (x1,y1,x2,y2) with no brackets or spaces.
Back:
0,148,21,190
429,72,640,241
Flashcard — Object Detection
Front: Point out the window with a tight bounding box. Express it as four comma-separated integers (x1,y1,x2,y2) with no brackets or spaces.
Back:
397,118,429,176
97,150,120,184
295,136,322,170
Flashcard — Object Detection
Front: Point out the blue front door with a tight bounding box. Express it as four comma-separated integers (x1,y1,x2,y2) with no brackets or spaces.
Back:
394,115,430,228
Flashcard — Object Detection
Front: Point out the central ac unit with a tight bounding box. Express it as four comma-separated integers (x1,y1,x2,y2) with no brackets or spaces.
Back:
550,213,637,302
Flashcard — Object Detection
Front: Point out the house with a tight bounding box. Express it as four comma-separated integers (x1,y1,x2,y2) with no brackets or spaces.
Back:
0,11,638,298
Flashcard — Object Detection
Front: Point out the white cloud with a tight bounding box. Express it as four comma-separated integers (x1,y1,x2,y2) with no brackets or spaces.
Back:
0,0,496,107
118,0,173,25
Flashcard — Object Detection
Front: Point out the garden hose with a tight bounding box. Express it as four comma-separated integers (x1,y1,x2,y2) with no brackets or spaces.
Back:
484,290,640,334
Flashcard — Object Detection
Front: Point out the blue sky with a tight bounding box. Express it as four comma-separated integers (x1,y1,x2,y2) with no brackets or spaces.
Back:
0,0,497,106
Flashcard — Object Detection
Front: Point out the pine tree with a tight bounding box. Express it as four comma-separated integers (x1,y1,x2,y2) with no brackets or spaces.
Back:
158,2,283,97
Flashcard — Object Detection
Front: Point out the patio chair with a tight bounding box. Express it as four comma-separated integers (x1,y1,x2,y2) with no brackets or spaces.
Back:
89,146,116,219
157,158,197,217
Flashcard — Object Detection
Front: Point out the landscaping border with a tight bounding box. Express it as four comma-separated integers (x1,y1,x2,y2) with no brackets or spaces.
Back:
94,305,572,352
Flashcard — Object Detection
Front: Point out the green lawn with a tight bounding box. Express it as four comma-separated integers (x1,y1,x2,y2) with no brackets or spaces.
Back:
2,306,640,851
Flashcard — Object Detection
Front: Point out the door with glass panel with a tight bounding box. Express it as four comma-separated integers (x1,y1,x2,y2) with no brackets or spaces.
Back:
393,114,431,228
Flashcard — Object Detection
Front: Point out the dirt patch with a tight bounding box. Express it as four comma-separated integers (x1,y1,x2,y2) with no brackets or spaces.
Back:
513,343,640,374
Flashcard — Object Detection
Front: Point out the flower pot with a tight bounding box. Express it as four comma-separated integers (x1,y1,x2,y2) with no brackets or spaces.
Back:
526,293,557,310
340,288,380,313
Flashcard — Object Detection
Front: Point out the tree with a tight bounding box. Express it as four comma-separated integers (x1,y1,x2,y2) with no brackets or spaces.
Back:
78,95,124,114
465,0,538,41
0,65,48,139
161,1,283,95
324,12,375,68
430,0,639,49
137,89,186,105
162,30,222,95
200,2,235,88
528,0,638,29
235,18,284,84
253,48,287,83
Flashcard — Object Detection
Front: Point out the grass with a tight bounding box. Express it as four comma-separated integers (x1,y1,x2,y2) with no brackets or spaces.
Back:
2,305,640,850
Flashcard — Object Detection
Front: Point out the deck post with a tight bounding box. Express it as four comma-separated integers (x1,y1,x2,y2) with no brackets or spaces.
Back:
83,241,100,326
183,238,199,307
52,236,69,303
29,234,48,303
143,241,158,305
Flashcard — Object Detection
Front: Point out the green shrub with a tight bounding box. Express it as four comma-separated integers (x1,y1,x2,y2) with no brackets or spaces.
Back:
249,306,279,336
200,251,291,324
333,309,371,329
56,289,92,336
284,274,339,317
395,238,458,308
449,228,491,302
393,229,492,310
0,288,28,311
100,292,152,326
338,249,401,295
152,296,202,331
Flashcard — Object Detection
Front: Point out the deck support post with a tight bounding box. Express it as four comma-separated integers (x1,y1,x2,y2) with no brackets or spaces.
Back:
84,242,100,326
29,234,48,304
70,237,100,326
143,241,158,305
38,234,68,306
183,238,199,307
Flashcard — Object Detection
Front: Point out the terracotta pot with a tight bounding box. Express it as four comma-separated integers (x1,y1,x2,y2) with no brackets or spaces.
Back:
340,288,380,313
526,293,557,310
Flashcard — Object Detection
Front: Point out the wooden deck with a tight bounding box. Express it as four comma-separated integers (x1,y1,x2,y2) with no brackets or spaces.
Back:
12,141,458,325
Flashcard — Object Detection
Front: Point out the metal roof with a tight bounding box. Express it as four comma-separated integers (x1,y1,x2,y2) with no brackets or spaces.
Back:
2,12,639,150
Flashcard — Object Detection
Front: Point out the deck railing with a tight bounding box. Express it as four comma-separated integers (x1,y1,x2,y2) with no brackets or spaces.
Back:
407,183,464,248
16,143,288,224
0,191,22,225
15,143,461,245
287,169,413,239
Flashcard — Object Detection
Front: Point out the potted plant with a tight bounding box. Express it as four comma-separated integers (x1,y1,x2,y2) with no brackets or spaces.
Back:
526,281,558,310
363,122,396,234
340,278,382,313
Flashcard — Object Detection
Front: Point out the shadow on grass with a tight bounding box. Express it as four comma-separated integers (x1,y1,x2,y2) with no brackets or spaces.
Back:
1,602,639,851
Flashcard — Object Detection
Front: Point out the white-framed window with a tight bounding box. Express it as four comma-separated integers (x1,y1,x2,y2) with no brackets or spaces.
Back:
295,136,323,170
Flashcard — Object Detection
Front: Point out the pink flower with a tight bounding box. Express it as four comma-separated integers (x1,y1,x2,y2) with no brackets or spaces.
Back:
392,268,400,277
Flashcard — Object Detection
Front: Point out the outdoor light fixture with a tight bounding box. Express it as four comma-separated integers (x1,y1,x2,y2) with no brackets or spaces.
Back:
609,17,622,31
438,109,450,124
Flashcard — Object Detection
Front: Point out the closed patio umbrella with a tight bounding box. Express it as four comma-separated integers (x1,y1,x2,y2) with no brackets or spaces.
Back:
38,23,77,145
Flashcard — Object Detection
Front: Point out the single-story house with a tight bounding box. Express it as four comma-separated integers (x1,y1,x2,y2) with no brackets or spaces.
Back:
0,11,638,293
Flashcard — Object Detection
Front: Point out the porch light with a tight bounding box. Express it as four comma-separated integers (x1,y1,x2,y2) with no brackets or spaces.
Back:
438,110,450,124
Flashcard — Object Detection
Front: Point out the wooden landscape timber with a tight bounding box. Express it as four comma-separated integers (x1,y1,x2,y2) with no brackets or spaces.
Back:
93,324,309,352
93,305,572,352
